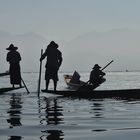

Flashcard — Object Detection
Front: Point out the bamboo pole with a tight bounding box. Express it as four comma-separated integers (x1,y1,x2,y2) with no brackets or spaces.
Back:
37,49,43,97
21,77,30,94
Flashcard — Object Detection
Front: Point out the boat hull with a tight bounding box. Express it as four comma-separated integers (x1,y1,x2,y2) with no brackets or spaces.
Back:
0,72,9,77
0,87,23,94
42,89,140,99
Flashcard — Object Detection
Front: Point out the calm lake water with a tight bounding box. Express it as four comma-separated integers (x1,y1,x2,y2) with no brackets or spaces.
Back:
0,72,140,140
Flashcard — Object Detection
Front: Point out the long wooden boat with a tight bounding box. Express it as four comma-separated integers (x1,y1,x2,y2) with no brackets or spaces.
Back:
0,87,22,94
41,88,140,99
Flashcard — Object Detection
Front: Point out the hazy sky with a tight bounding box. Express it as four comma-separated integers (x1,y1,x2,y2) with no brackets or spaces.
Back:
1,0,140,72
1,0,140,41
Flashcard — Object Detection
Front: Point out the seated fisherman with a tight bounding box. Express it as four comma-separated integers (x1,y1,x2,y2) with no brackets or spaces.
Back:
89,64,106,86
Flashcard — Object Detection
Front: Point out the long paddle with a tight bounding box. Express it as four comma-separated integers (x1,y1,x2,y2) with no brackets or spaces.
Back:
77,60,114,90
37,49,43,97
21,77,30,94
100,60,114,71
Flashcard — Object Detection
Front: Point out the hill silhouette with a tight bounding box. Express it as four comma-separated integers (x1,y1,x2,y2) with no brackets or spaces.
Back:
1,29,140,73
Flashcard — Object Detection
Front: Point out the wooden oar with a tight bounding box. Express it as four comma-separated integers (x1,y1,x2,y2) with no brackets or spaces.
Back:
77,60,114,90
37,49,43,97
101,60,114,71
21,77,30,94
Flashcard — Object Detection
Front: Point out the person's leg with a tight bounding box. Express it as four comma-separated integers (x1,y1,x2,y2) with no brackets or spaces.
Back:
19,83,22,88
53,69,58,91
45,79,50,90
12,84,15,88
45,68,50,90
53,80,57,91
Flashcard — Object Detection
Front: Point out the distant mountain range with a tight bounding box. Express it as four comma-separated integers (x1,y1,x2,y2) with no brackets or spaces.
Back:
1,28,140,72
0,31,46,72
63,28,140,72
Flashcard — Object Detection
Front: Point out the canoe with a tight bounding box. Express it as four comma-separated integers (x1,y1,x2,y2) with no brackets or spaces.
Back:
41,88,140,99
0,87,22,94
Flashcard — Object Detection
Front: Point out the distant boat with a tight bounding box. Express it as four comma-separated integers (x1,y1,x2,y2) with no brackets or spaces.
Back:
126,69,129,72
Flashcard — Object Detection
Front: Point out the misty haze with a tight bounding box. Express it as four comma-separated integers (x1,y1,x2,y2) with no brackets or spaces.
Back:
1,1,140,140
1,28,140,73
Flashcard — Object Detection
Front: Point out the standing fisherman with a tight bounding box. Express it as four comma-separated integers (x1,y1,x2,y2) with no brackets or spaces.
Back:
6,44,22,88
40,41,63,91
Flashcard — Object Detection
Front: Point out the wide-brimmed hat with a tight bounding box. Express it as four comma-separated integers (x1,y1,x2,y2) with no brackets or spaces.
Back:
92,64,101,69
6,44,18,50
49,41,59,48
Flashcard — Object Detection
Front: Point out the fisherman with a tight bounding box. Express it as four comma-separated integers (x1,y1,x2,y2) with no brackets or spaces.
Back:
40,41,63,91
6,44,22,88
89,64,106,86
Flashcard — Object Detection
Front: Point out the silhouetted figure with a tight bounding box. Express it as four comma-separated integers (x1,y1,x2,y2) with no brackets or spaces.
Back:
40,41,63,91
89,64,106,87
6,44,22,88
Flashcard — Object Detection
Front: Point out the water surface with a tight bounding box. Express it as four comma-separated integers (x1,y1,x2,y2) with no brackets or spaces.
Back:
0,72,140,140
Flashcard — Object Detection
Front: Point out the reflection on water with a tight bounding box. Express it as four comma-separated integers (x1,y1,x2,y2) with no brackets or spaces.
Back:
91,99,105,118
7,94,22,140
1,71,140,140
4,92,140,140
40,97,63,125
6,94,64,140
8,136,22,140
40,130,64,140
38,97,64,125
7,94,22,128
38,97,64,139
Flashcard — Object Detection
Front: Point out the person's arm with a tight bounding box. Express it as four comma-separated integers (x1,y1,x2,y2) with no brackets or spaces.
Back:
40,49,47,61
6,52,10,62
18,52,21,61
58,52,63,68
100,70,106,76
